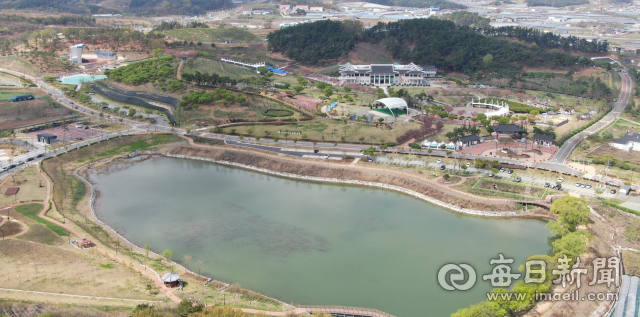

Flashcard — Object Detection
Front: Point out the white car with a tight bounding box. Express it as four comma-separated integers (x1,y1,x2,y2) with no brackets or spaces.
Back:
466,163,471,168
558,178,564,183
324,154,329,159
436,159,442,163
75,124,83,128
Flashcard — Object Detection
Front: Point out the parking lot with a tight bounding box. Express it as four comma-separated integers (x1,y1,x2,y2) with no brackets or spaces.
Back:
372,155,625,199
26,124,106,144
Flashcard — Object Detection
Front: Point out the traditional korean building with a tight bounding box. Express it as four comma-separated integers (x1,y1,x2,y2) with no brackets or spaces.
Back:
338,63,436,85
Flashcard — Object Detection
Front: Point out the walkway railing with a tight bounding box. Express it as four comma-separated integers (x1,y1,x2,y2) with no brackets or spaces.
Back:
299,305,396,317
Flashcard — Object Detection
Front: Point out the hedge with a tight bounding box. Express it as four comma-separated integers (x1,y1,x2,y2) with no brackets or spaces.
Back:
600,200,640,217
261,109,294,117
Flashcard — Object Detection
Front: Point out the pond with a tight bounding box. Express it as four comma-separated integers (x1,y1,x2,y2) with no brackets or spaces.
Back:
59,74,107,85
90,157,551,317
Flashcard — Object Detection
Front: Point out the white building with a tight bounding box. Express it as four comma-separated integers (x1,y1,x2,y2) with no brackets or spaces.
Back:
338,62,436,85
309,6,324,12
609,132,640,152
69,43,84,65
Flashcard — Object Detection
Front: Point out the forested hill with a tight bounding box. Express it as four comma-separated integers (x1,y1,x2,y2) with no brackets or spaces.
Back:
0,0,232,15
358,0,466,9
268,19,606,76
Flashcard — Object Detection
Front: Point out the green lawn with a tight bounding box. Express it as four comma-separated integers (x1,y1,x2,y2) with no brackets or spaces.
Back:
15,203,66,236
96,134,183,157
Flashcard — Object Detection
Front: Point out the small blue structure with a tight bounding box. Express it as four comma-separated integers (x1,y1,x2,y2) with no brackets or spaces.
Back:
8,95,34,102
266,66,287,76
95,52,117,60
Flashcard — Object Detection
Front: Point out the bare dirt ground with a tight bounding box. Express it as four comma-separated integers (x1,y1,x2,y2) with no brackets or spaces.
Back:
589,143,640,164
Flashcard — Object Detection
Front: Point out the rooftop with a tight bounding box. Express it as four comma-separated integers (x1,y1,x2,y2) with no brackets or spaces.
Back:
492,124,525,134
534,134,554,141
458,134,480,143
612,132,640,145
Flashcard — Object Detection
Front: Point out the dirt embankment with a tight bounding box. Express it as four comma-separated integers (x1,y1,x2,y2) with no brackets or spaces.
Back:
164,145,521,212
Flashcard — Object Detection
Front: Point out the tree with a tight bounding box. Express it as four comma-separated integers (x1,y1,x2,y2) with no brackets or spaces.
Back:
183,254,192,271
128,108,137,117
274,136,280,143
293,85,304,94
152,48,164,58
428,149,433,156
482,53,494,69
144,242,150,258
550,197,590,232
177,300,203,317
257,66,268,75
195,260,204,275
363,147,375,156
162,249,173,262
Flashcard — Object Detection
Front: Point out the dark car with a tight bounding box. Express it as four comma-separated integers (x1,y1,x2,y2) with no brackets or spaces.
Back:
36,153,44,158
313,149,319,153
53,122,60,126
367,157,373,162
508,169,514,174
544,183,550,187
84,126,89,129
8,164,16,169
611,189,617,194
440,165,446,170
26,157,34,162
76,137,83,140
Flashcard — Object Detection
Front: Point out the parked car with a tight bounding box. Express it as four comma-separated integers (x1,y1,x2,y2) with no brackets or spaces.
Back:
499,168,506,172
76,137,83,140
8,164,16,169
84,126,89,129
558,178,565,183
586,184,592,189
88,92,95,95
367,157,373,162
17,160,24,165
436,159,442,163
440,165,446,170
580,184,586,188
466,163,471,168
52,122,59,126
324,154,329,159
36,153,44,158
26,157,34,162
611,189,617,194
101,106,109,109
544,183,551,187
500,149,508,154
313,149,319,153
575,183,582,187
514,177,522,182
489,173,495,177
75,124,82,128
508,169,514,174
1,167,8,172
522,154,530,158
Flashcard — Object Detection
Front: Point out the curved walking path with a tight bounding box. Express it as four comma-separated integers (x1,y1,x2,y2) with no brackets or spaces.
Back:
17,164,184,303
0,216,29,239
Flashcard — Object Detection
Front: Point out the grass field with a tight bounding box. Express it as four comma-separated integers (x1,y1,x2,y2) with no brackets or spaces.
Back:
182,58,257,80
164,28,261,43
15,203,66,236
0,166,47,205
96,134,182,157
228,119,422,144
18,223,63,245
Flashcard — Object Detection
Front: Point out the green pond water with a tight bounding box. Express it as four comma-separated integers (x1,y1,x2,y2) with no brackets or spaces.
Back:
90,157,551,317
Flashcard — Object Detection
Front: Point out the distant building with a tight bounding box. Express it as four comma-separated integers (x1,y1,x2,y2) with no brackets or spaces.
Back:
294,5,309,11
534,134,554,146
609,132,640,152
37,133,57,144
492,124,524,137
458,134,482,148
69,43,84,64
338,62,436,85
309,6,324,12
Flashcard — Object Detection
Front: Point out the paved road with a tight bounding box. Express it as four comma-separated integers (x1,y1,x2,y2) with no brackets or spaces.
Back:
548,71,632,164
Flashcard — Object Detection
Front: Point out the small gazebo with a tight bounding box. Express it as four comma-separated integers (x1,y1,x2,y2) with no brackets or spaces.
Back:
160,272,181,288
